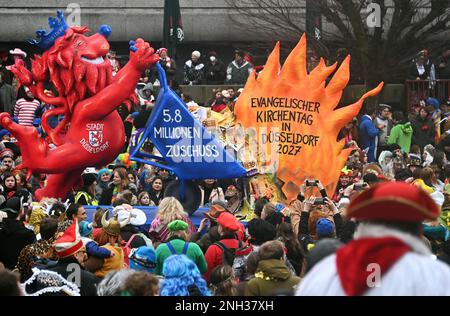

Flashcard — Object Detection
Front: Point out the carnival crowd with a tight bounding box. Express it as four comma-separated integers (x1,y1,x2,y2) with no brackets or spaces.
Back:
0,46,450,296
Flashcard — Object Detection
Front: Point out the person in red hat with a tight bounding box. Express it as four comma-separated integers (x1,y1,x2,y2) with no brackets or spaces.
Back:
49,219,100,296
296,182,450,296
203,212,252,281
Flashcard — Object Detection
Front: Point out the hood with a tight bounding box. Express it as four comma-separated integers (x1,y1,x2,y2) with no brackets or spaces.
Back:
400,122,413,135
360,115,372,124
143,83,153,92
256,259,292,281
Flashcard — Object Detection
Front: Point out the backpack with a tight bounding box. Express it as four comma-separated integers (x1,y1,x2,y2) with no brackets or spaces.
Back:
166,241,190,256
121,234,139,268
214,241,250,280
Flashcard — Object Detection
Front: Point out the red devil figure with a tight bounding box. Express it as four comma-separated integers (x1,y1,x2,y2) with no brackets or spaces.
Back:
1,11,159,200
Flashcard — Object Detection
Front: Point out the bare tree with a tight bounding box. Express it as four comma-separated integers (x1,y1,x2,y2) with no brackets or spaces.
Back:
226,0,450,86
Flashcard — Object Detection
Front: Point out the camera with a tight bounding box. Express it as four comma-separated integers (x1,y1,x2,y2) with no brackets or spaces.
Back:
305,180,319,187
313,198,326,205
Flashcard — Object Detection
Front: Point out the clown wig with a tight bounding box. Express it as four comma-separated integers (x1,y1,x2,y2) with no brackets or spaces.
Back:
160,255,211,296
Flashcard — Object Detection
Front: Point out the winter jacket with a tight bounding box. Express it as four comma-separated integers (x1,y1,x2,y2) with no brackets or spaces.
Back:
96,181,109,201
412,116,436,151
244,259,301,296
84,239,112,258
190,225,221,253
0,219,36,270
147,189,163,206
204,60,227,84
226,60,253,85
183,60,205,85
388,122,413,153
375,116,393,146
204,238,253,281
48,258,100,296
0,82,16,115
359,115,379,163
155,237,207,275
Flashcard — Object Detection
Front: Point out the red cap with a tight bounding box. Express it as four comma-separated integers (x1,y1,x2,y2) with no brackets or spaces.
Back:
217,212,240,232
54,219,84,258
346,182,440,222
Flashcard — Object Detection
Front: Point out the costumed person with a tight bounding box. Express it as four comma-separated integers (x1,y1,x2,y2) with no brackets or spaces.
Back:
116,205,150,248
155,48,177,87
332,167,354,202
148,197,196,243
15,238,57,283
92,210,130,278
160,255,212,296
49,219,100,296
14,86,40,127
155,220,207,276
8,48,27,93
204,212,252,281
129,246,157,274
21,268,80,296
296,182,450,296
2,11,159,201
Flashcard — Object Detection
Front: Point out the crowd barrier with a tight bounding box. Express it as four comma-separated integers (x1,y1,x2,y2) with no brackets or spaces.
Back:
84,206,209,230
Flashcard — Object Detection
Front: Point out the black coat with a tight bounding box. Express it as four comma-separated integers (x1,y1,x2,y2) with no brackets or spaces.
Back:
204,60,227,84
0,219,35,270
408,63,431,80
147,189,163,206
412,116,436,151
120,225,147,248
48,258,100,296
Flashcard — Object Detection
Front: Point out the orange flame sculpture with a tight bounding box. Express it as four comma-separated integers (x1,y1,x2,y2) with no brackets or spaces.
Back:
235,35,384,202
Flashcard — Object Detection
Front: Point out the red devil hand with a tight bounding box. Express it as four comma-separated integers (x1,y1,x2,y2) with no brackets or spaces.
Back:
128,38,160,72
7,59,33,87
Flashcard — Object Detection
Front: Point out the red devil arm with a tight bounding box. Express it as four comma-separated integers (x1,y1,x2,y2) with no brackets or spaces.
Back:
76,39,159,121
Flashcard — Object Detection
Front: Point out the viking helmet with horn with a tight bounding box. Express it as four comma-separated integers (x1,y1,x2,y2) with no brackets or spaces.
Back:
101,209,130,237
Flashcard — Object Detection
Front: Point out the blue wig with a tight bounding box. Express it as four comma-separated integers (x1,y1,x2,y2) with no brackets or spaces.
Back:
160,255,211,296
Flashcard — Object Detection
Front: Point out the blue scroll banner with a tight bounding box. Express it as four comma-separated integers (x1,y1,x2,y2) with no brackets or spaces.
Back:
130,63,247,181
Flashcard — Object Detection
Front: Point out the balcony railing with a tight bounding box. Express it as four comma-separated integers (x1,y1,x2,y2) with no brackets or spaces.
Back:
405,79,450,111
